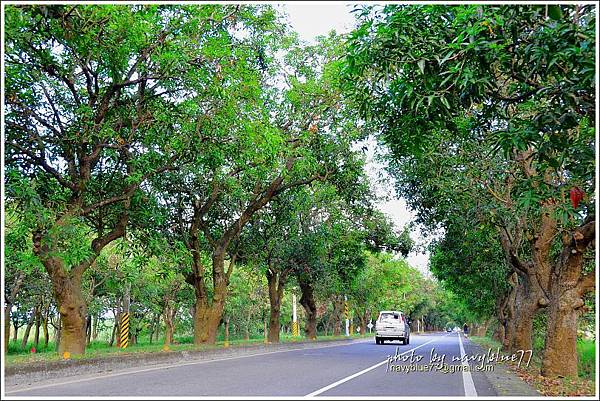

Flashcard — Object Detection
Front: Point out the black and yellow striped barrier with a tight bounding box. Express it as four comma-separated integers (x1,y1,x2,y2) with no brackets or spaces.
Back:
292,321,299,336
120,312,130,349
344,302,349,319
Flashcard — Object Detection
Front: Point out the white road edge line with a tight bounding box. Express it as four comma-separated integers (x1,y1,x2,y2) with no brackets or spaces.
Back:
5,338,372,394
305,333,449,397
458,333,477,396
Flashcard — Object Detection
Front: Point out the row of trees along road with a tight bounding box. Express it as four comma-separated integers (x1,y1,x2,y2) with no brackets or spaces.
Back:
343,4,595,378
4,4,431,355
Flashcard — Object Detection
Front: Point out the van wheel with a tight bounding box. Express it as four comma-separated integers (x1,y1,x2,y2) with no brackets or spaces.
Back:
406,336,410,345
376,337,380,345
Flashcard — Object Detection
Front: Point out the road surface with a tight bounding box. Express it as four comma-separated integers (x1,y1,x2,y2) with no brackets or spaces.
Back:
6,332,501,397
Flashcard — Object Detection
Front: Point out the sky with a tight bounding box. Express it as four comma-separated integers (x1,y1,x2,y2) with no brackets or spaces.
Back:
281,3,432,274
281,3,358,40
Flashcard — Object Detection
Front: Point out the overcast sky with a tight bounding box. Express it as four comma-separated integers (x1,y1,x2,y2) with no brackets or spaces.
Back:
281,3,432,273
281,3,358,41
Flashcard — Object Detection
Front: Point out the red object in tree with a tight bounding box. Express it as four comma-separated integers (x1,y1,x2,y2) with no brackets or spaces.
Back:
30,347,36,354
570,187,585,209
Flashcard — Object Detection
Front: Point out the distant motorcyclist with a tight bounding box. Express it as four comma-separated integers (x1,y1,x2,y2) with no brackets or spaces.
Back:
463,323,469,337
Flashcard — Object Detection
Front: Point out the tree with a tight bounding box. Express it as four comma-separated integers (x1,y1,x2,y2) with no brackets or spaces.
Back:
225,268,269,341
4,203,44,352
429,223,510,340
236,195,297,343
147,249,189,347
146,28,369,345
344,4,595,377
5,4,255,354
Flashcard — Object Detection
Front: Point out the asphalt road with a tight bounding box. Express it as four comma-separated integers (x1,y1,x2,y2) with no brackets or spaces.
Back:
6,332,499,397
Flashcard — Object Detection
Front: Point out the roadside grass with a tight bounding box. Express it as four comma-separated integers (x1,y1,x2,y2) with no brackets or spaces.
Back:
4,333,373,366
469,336,595,397
577,339,595,380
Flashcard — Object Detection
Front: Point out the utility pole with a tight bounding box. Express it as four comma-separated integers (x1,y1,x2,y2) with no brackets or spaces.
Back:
344,295,349,337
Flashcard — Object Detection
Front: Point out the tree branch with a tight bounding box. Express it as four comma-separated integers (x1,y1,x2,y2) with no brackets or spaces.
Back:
577,269,595,295
7,271,26,305
498,225,530,276
7,141,77,192
71,202,130,278
81,155,180,215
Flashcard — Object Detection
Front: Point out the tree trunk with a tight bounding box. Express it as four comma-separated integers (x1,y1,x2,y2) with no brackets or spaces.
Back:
13,322,19,342
244,312,251,341
34,307,41,347
154,313,161,342
4,304,12,352
92,312,98,341
263,319,268,341
116,314,122,348
43,314,49,348
360,310,369,335
494,289,510,344
355,311,364,335
332,296,343,336
507,296,537,352
86,315,92,345
493,323,505,343
541,288,581,377
148,313,157,344
267,269,286,343
58,303,87,355
55,277,87,355
503,270,546,353
163,305,176,346
21,307,37,348
109,320,117,347
193,288,226,345
5,271,26,351
540,217,594,377
54,315,61,351
477,318,490,337
502,279,517,350
36,255,88,355
131,321,138,346
298,279,317,340
190,252,228,345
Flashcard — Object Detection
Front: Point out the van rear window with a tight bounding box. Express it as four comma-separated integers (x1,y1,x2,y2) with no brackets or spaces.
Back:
379,313,400,321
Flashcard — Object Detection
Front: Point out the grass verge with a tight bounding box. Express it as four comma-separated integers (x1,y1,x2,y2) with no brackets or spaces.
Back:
4,333,373,366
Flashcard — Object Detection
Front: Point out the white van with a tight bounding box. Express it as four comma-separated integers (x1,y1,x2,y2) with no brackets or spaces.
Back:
375,310,410,345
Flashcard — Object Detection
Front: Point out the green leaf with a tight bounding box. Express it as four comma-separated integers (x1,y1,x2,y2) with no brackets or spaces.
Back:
547,5,563,21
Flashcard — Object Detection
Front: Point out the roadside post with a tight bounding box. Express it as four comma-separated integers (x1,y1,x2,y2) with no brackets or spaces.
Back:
120,312,130,349
120,284,130,349
292,294,299,337
224,318,230,348
344,295,349,337
367,320,373,334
